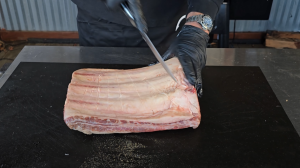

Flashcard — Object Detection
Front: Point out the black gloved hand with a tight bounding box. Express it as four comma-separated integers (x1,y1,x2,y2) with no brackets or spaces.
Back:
163,25,209,97
103,0,148,33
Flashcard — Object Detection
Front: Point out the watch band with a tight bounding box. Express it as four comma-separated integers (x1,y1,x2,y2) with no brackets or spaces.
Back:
186,14,213,32
186,14,204,23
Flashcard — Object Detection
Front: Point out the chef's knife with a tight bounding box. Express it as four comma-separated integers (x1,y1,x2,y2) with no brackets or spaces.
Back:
120,3,178,83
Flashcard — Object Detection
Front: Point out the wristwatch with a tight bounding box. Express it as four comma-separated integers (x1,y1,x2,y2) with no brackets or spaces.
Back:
186,14,213,32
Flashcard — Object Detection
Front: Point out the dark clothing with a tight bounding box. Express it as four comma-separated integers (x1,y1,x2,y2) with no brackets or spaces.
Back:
72,0,223,47
77,19,180,48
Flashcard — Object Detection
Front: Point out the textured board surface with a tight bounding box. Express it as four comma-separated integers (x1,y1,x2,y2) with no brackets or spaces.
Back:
0,62,300,168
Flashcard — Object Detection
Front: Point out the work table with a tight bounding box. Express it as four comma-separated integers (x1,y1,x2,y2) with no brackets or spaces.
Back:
1,46,299,135
0,46,300,167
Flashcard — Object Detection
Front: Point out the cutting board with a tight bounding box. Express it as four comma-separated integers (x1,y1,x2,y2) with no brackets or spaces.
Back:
0,63,300,168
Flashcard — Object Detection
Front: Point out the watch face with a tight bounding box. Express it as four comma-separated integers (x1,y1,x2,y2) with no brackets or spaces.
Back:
202,16,212,27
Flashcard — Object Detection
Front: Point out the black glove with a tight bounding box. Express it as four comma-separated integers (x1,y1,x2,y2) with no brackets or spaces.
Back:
163,25,209,97
103,0,148,33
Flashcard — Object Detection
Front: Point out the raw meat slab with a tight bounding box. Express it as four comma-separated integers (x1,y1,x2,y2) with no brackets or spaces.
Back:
64,58,200,134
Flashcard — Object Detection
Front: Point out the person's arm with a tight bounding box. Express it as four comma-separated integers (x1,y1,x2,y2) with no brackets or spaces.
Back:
163,0,224,97
103,0,148,33
185,0,223,34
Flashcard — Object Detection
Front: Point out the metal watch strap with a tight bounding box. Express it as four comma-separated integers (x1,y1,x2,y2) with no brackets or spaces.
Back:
186,14,203,23
186,14,213,32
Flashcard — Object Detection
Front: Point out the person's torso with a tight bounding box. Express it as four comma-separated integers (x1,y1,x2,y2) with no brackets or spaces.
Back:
72,0,187,27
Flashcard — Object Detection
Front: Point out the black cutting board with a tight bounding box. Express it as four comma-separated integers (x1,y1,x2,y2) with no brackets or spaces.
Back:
0,62,300,168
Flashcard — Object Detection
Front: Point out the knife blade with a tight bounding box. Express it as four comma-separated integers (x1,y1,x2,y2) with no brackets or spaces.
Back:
120,3,178,83
139,32,178,83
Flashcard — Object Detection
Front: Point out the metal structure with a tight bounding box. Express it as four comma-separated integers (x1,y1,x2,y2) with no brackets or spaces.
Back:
0,0,77,31
0,0,299,32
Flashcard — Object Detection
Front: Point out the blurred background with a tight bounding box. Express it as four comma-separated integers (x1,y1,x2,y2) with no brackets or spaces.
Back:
0,0,300,76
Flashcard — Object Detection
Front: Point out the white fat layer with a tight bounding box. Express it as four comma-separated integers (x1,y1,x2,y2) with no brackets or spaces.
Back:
64,58,200,128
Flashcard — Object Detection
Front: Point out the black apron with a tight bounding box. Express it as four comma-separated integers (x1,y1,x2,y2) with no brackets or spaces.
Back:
72,0,187,48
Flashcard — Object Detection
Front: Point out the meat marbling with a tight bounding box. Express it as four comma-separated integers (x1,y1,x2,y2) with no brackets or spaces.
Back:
64,57,201,134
